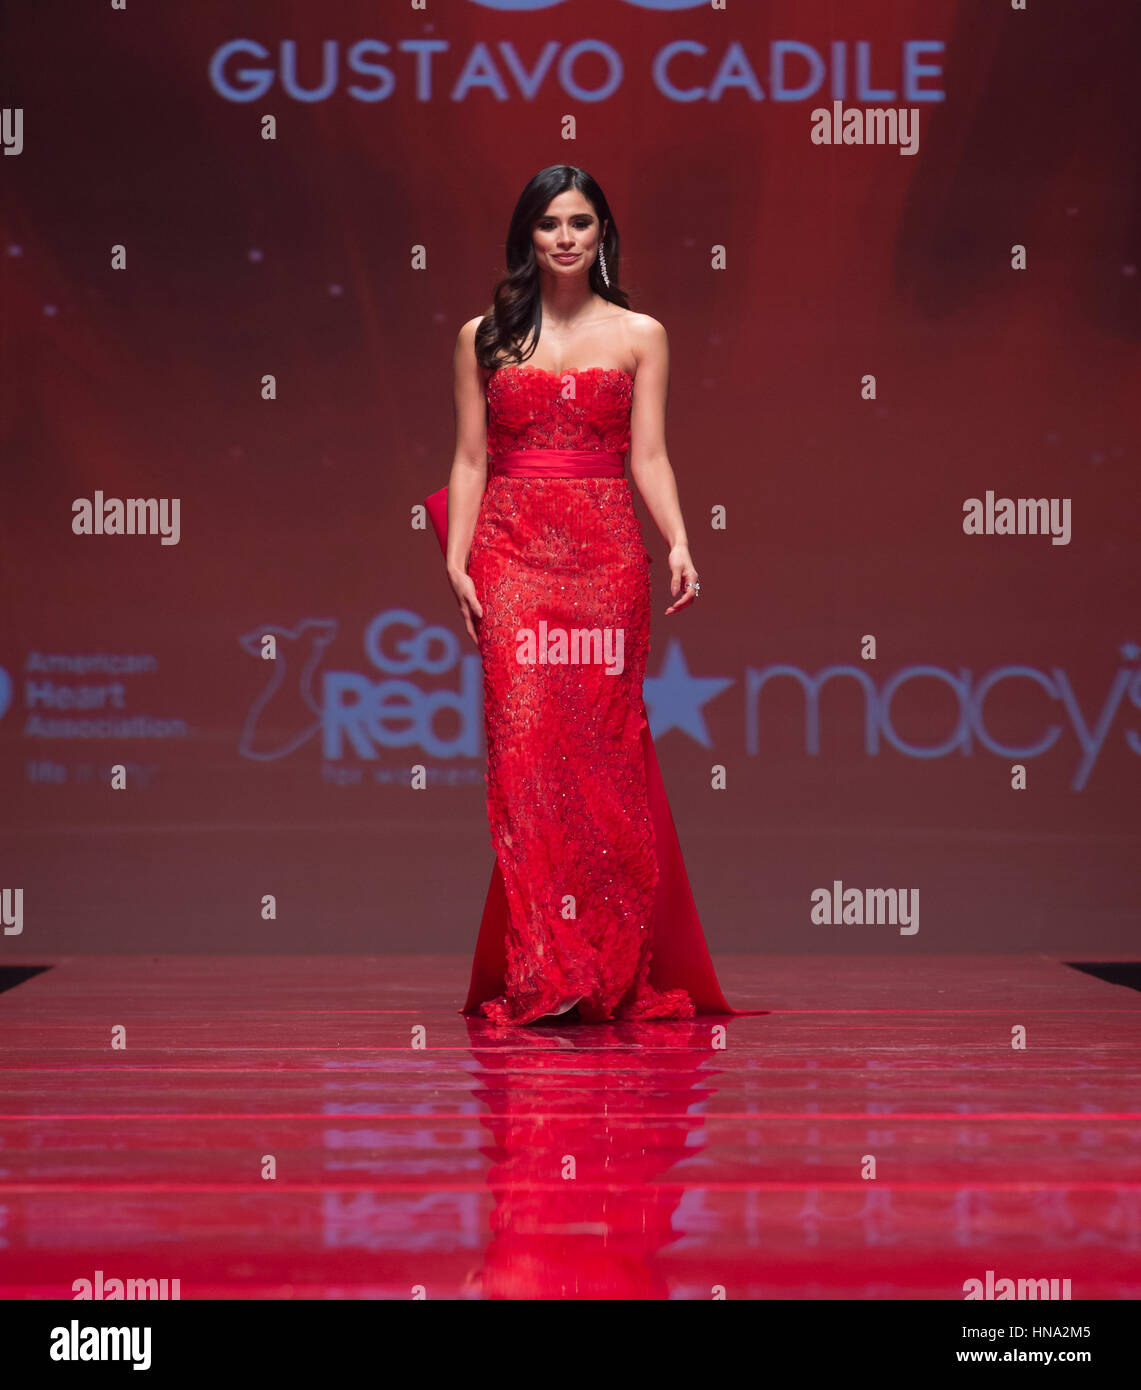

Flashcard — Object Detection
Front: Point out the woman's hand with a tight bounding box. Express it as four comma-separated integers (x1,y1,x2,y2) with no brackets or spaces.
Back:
664,544,699,615
448,565,484,646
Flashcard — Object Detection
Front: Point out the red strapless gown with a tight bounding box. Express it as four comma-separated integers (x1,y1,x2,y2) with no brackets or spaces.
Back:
429,364,735,1025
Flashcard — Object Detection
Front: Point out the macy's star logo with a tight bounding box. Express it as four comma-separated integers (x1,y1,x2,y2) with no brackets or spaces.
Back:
643,638,733,745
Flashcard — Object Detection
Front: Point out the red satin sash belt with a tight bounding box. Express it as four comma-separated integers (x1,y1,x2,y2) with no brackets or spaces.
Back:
492,448,625,479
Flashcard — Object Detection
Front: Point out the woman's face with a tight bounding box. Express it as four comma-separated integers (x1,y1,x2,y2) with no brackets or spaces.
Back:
532,191,606,278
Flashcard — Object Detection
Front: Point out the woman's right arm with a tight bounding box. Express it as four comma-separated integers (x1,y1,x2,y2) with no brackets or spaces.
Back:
445,316,488,645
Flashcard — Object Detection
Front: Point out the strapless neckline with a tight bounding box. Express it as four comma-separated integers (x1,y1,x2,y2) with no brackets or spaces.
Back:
492,364,634,384
485,360,634,457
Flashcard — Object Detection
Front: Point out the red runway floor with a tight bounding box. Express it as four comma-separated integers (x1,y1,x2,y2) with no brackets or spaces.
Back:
0,954,1138,1299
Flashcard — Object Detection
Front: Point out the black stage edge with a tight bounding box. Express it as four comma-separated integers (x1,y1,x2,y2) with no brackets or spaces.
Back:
0,966,51,996
1066,962,1141,994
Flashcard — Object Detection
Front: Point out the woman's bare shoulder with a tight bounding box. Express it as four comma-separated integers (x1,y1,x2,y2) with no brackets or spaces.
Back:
454,313,495,379
621,312,667,374
621,309,666,341
456,312,489,346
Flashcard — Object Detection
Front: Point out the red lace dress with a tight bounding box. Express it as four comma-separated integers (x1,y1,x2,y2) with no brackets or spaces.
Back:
464,364,709,1025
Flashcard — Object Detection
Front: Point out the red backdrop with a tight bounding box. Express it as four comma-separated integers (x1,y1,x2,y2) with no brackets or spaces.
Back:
1,0,1137,954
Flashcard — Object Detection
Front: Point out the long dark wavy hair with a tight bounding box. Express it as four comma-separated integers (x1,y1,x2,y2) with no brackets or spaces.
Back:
474,165,630,371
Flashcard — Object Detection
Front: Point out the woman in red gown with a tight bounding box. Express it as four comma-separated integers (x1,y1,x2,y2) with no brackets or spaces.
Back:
437,165,732,1026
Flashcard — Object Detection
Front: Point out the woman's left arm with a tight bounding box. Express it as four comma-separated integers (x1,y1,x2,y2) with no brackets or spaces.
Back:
627,316,699,615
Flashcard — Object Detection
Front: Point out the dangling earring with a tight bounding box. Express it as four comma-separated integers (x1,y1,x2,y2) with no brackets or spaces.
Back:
597,244,610,288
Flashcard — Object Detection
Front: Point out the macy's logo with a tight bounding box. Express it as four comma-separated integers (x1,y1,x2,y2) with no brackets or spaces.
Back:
741,643,1141,792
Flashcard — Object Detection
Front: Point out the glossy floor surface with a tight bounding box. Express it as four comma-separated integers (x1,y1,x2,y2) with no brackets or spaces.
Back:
1,955,1139,1299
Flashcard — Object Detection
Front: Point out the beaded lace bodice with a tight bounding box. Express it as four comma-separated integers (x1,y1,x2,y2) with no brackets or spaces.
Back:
486,365,633,458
